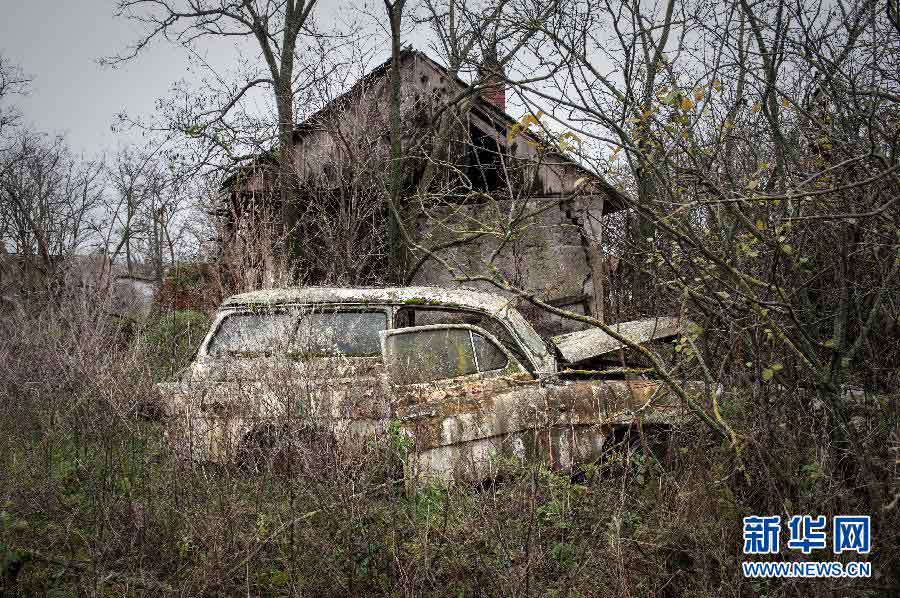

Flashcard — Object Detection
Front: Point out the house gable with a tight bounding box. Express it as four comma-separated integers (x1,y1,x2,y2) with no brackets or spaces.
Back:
219,49,627,333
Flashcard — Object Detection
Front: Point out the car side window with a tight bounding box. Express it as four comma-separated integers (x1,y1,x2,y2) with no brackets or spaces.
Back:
207,308,387,357
207,311,298,356
472,332,508,372
294,310,387,356
386,327,509,385
394,307,531,372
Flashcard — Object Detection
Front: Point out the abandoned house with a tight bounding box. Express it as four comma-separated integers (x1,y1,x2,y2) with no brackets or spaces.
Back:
219,49,628,335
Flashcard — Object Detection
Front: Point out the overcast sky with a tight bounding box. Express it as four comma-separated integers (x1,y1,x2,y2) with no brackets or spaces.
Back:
0,0,403,158
1,0,187,155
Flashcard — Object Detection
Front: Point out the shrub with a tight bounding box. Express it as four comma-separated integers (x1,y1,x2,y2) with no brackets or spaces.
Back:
144,310,210,378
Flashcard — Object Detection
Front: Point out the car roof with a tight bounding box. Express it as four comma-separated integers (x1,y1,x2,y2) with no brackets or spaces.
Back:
222,286,518,314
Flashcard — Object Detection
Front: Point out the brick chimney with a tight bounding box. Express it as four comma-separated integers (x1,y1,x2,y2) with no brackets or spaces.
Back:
478,46,506,113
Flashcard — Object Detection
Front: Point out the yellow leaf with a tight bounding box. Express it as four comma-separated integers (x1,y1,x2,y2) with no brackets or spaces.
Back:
781,97,790,109
518,111,543,129
694,88,705,101
747,179,760,190
722,120,735,129
574,176,590,190
681,97,695,110
755,219,765,231
610,145,621,158
712,79,722,91
751,102,762,114
559,131,581,149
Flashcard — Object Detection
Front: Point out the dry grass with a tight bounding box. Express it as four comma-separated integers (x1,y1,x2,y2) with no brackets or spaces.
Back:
0,291,896,597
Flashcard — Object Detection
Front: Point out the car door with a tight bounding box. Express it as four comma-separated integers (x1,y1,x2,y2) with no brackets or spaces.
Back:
381,324,547,482
177,305,391,461
290,305,392,440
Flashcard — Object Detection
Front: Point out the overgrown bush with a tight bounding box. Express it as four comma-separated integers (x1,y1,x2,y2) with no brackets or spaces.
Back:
144,310,211,379
0,291,896,596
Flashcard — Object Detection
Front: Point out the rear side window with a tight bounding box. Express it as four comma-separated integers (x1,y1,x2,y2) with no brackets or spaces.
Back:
207,312,298,356
207,308,387,357
294,311,387,356
386,328,509,385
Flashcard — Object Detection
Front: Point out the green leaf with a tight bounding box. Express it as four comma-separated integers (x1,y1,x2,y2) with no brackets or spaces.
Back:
685,322,705,337
770,363,783,372
761,368,774,381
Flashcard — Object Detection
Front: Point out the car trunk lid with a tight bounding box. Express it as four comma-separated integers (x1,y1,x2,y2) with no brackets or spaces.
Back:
550,316,683,365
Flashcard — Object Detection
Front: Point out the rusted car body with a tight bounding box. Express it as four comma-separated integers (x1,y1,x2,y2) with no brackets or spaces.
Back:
159,287,694,482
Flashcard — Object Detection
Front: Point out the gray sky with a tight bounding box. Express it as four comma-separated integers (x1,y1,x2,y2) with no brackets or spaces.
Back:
0,1,537,160
1,0,199,156
0,0,390,158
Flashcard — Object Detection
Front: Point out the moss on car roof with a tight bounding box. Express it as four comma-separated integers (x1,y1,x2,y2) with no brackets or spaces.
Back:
222,286,517,314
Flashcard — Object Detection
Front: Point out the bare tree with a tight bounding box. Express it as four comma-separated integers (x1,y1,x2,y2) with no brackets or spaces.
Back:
0,132,104,269
98,146,199,286
0,55,29,146
110,0,322,259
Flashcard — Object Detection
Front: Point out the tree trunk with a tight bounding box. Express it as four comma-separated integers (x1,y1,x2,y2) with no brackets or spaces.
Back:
385,0,408,284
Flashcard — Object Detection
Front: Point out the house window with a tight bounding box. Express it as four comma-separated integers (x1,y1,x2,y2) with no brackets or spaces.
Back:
465,123,504,191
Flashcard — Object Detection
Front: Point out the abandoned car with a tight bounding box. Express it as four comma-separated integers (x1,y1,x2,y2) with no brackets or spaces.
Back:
158,287,695,482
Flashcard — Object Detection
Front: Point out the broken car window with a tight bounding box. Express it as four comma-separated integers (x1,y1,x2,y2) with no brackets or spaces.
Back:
207,311,298,356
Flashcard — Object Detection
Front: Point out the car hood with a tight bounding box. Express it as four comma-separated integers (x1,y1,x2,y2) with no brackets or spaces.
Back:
550,316,684,365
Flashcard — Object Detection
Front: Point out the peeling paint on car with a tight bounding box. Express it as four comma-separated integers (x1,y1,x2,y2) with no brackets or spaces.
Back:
159,287,701,483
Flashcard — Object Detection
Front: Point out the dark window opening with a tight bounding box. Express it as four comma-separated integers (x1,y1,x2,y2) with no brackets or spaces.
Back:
465,123,504,191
